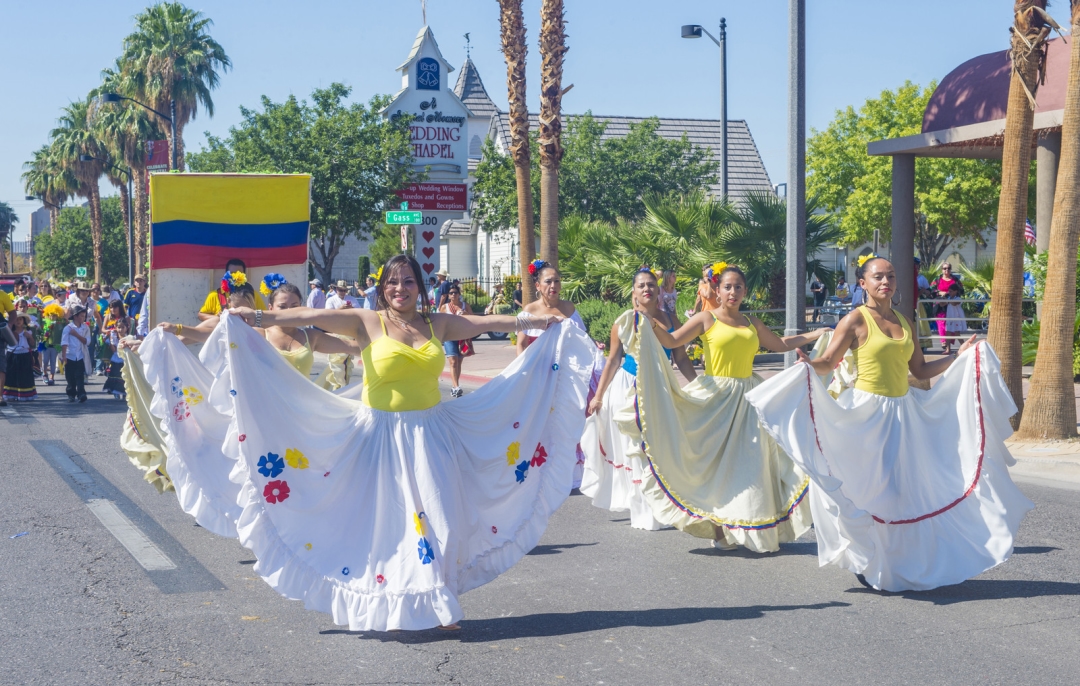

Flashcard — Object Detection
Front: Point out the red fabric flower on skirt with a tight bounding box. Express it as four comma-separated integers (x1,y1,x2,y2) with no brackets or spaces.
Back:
263,480,290,504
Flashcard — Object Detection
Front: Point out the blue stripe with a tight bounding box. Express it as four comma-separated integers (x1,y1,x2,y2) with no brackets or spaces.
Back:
152,220,309,248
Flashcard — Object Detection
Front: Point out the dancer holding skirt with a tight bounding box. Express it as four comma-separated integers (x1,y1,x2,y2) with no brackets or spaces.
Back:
581,268,696,530
141,255,594,631
635,264,824,552
745,256,1033,591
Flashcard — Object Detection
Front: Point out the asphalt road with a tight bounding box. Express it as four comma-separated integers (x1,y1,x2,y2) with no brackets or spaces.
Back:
2,374,1079,685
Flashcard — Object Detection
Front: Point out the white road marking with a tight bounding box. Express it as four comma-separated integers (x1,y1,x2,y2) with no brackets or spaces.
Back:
85,499,177,571
36,443,177,571
0,404,19,418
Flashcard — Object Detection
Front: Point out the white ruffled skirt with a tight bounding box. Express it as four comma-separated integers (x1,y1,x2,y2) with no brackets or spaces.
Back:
138,314,593,630
579,367,665,530
744,342,1033,591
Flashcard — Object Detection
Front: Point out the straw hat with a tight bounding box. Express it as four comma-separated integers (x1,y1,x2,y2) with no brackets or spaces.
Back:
75,280,91,291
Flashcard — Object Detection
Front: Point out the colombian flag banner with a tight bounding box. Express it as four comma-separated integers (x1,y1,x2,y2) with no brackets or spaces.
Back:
150,174,311,270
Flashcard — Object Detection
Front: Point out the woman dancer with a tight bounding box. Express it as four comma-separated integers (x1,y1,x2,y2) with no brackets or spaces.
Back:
516,259,580,354
141,254,594,631
745,256,1033,591
3,312,37,402
636,263,824,552
581,268,696,530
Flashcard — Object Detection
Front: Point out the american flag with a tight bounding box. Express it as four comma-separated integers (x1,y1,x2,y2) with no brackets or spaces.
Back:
1025,219,1036,245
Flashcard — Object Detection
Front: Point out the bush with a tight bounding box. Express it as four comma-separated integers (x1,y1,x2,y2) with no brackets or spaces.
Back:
460,280,491,313
577,298,628,343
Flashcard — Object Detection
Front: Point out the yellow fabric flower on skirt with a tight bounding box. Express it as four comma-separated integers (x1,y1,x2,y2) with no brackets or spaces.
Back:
285,448,309,469
183,387,203,405
414,511,426,536
506,441,520,466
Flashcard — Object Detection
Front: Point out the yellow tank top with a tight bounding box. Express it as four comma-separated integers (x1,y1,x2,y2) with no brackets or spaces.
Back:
362,314,444,412
700,313,758,378
853,306,914,397
273,328,314,378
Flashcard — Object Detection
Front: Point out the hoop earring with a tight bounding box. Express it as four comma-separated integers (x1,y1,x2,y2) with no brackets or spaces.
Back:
892,291,902,307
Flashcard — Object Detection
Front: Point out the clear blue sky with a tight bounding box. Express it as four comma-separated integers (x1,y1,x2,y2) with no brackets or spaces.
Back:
0,0,1039,242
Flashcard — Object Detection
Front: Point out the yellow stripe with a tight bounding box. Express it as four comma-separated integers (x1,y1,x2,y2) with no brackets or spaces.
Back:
150,174,311,225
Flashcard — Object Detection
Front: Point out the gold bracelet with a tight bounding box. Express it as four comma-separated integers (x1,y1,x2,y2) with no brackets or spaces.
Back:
176,323,183,334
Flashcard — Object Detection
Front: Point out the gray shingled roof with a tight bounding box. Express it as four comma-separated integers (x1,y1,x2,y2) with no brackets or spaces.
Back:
491,113,773,200
453,58,499,118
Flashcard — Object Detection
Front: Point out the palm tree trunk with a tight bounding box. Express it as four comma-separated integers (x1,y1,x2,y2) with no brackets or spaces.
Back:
88,182,104,284
498,0,537,304
988,1,1050,428
118,181,132,275
49,206,59,235
175,124,186,172
135,168,149,272
1018,2,1080,439
538,0,567,268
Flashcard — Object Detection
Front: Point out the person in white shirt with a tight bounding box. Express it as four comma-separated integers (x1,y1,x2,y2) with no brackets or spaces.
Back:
362,277,378,310
136,289,150,338
306,279,326,309
65,281,92,313
61,306,91,402
324,281,359,309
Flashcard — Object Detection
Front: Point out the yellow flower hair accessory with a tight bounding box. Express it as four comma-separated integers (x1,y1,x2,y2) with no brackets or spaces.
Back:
857,254,877,268
230,271,247,287
712,261,728,275
369,266,384,282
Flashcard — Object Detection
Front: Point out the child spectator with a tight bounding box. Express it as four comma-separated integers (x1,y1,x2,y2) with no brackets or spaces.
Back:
61,306,91,402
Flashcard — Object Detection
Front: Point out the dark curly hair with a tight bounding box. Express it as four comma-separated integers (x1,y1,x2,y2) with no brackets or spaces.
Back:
376,254,431,314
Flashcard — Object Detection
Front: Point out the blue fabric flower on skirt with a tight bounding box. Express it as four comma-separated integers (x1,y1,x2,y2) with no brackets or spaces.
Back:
418,537,434,565
515,460,530,483
258,452,285,478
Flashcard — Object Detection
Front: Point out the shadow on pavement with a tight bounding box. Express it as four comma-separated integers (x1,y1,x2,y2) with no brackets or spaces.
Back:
527,542,598,556
1012,546,1061,555
687,540,817,558
846,579,1080,605
335,601,850,643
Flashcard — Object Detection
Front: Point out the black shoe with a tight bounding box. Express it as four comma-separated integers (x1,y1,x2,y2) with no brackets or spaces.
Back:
855,573,874,590
0,399,7,407
68,396,76,402
78,395,88,403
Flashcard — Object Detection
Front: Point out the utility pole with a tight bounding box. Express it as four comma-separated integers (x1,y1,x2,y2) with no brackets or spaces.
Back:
784,0,806,367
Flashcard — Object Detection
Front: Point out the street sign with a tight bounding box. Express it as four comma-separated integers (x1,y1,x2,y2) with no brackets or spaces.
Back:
385,210,423,225
400,226,408,251
75,267,87,278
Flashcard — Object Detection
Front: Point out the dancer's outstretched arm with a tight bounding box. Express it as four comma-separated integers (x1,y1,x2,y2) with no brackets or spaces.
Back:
588,322,626,417
909,332,976,379
650,311,713,349
796,312,859,374
438,312,562,343
754,318,827,353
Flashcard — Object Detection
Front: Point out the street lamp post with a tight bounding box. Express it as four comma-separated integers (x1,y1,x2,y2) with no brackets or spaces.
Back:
681,20,728,198
81,155,135,285
98,93,177,171
784,0,807,368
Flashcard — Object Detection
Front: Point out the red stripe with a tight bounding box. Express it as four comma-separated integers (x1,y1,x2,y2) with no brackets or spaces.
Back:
151,244,307,270
805,349,987,526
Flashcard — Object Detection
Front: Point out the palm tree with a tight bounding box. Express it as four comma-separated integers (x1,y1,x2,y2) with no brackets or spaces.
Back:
715,191,840,309
52,97,107,283
1019,1,1080,439
22,143,77,233
988,1,1051,426
0,202,17,272
94,63,158,273
537,0,568,267
497,0,537,303
120,2,231,171
641,192,731,281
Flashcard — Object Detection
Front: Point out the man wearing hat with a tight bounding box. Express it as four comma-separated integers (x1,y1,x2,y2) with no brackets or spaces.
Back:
434,269,451,309
65,281,93,313
325,280,360,310
306,278,326,309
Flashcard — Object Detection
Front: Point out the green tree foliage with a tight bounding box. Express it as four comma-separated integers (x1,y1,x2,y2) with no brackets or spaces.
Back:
557,192,838,310
807,81,1013,266
0,201,17,244
186,84,417,283
367,223,414,273
36,198,128,284
474,113,719,231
